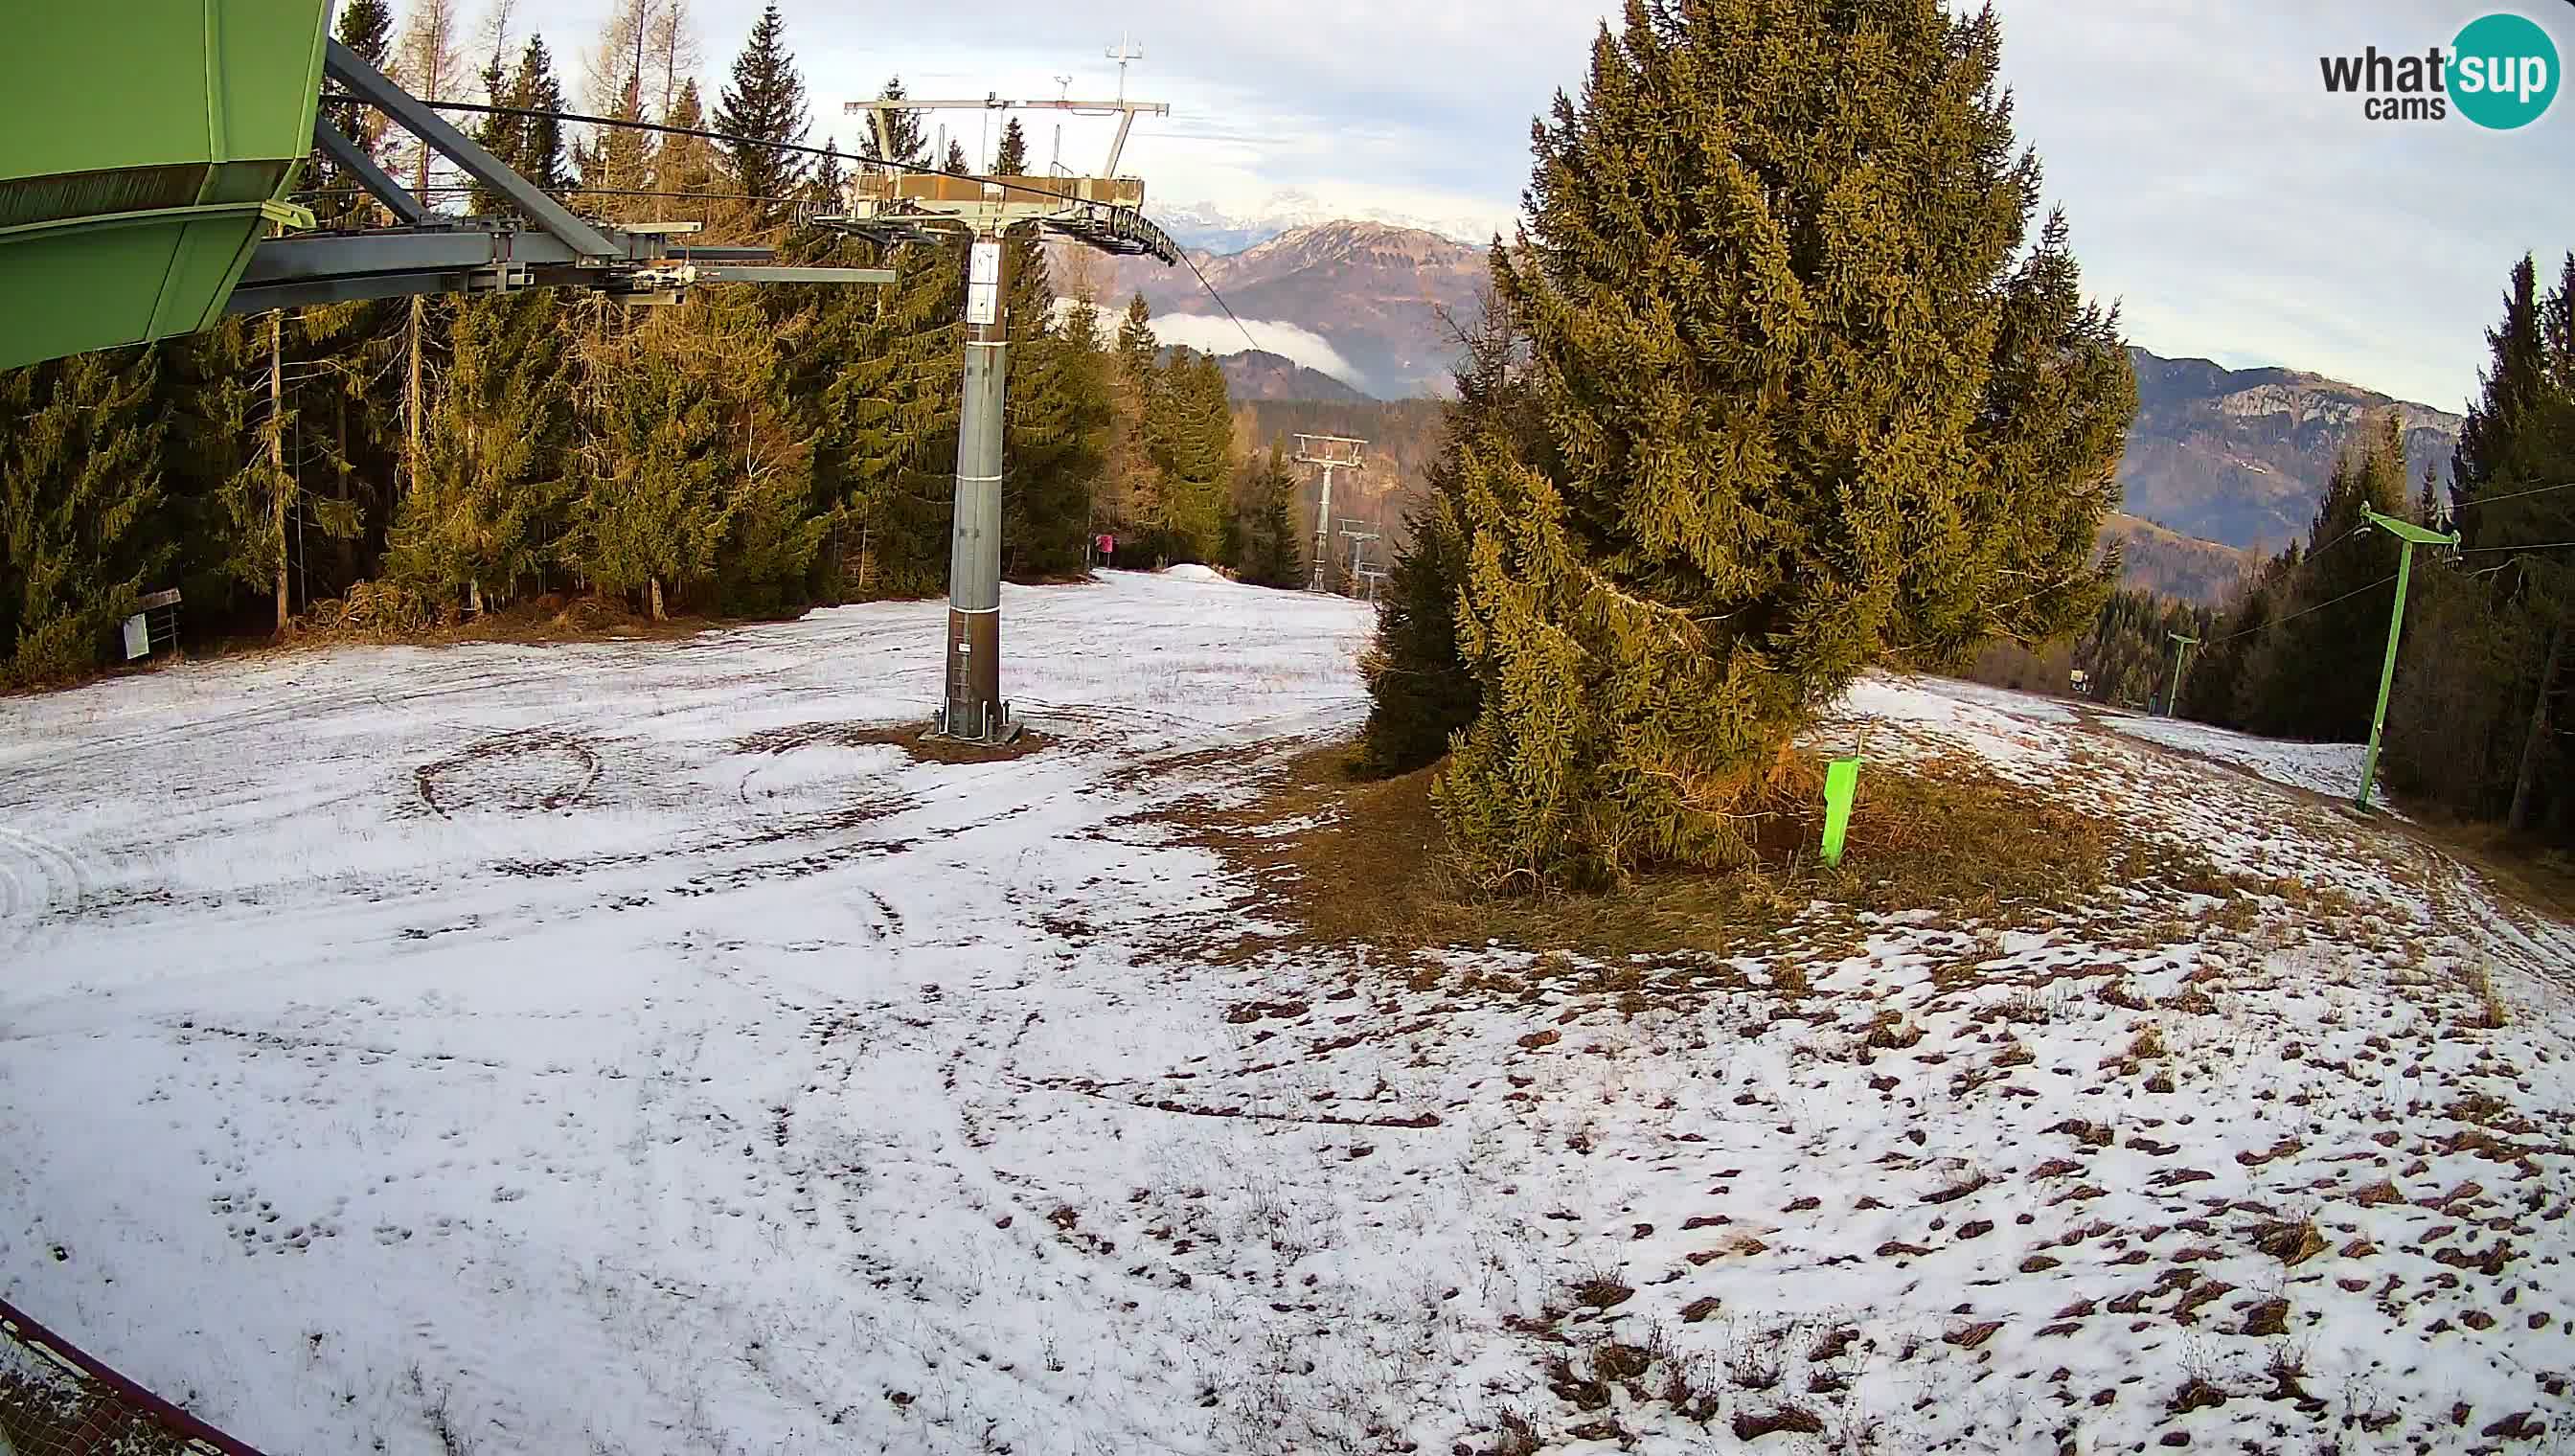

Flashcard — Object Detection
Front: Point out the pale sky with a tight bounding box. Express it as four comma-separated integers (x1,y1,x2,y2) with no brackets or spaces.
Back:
500,0,2575,410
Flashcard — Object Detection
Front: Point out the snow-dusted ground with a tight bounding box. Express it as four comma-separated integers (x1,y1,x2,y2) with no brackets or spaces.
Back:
2100,708,2374,805
4,573,2571,1456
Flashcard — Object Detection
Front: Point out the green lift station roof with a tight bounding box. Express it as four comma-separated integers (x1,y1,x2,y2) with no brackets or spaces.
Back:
0,0,332,370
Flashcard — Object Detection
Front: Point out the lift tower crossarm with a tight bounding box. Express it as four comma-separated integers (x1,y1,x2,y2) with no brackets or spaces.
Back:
841,98,1169,178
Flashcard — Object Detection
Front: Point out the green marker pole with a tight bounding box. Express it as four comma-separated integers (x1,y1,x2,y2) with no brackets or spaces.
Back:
1820,756,1861,867
2164,632,2199,717
2354,507,2459,814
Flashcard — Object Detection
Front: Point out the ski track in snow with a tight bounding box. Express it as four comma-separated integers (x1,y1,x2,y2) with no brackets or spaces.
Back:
2,570,2570,1456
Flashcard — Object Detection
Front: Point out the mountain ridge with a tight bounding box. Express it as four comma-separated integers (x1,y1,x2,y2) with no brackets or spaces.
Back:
1052,218,2464,561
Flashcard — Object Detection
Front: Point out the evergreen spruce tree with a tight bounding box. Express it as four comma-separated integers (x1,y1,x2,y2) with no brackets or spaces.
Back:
467,51,521,216
859,77,927,169
571,316,731,616
2454,256,2547,547
809,139,847,207
388,291,575,605
2176,547,2293,726
675,286,825,615
1091,292,1164,549
153,315,306,625
1225,446,1305,588
785,239,964,597
659,81,724,203
1001,252,1109,579
150,319,270,615
1356,284,1533,777
943,140,971,176
0,349,171,687
583,59,653,208
309,0,396,228
713,2,809,229
2236,414,2411,741
291,292,401,596
1114,293,1157,381
1426,0,2136,889
511,36,577,196
1136,348,1230,562
2399,251,2575,834
992,118,1030,175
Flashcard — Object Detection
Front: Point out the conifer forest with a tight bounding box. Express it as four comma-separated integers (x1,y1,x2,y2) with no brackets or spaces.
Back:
1,1,1253,690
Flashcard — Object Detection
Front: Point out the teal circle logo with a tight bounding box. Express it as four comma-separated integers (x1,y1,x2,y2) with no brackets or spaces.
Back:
2452,12,2560,129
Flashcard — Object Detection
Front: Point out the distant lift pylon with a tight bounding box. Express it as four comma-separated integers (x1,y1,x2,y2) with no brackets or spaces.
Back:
1293,435,1368,593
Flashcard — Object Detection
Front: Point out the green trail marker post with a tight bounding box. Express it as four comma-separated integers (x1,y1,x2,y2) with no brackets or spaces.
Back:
1820,756,1861,868
2354,507,2460,813
2163,632,2199,717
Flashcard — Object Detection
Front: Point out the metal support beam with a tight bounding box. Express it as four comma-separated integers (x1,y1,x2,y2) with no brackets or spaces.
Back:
323,37,621,259
243,228,560,281
684,264,898,285
312,118,430,227
1105,110,1139,176
939,233,1014,744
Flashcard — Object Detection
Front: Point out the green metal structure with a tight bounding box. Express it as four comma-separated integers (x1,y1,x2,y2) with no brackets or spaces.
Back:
0,0,331,370
2354,508,2460,814
1819,756,1861,867
2162,632,2198,717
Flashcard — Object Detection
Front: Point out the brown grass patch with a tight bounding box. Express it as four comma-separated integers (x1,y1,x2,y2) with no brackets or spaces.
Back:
1164,739,2135,967
735,720,1055,764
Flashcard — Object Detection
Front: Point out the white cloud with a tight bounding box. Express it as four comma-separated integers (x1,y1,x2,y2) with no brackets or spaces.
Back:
1150,315,1366,386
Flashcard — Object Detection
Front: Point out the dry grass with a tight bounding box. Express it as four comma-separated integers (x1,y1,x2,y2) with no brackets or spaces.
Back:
0,1364,198,1456
735,720,1056,765
2465,960,2510,1030
1164,739,2136,967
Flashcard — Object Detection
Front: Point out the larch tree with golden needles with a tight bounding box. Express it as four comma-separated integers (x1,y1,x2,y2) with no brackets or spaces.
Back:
1428,0,2135,892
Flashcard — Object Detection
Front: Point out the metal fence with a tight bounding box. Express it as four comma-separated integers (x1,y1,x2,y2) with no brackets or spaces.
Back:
0,1295,262,1456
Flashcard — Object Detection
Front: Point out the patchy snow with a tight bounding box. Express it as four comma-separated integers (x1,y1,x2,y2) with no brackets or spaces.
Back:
1159,563,1229,583
1819,673,2075,782
2105,709,2375,804
4,579,2572,1456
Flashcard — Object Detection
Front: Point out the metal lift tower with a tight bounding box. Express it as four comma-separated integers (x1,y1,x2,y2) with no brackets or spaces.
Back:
1293,435,1368,593
840,87,1181,744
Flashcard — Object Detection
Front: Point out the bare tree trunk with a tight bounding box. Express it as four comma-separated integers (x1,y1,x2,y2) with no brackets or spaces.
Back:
395,0,458,504
2508,618,2564,833
335,389,354,589
271,311,290,633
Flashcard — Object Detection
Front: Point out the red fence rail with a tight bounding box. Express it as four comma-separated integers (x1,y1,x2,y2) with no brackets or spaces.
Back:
0,1293,265,1456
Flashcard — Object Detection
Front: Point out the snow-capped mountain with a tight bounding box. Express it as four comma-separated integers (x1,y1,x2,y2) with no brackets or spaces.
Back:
1148,192,1502,253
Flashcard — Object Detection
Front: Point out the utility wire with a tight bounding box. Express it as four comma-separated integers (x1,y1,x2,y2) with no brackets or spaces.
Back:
321,90,1265,346
322,91,1101,209
2450,479,2575,512
2206,571,2402,646
2302,521,2369,562
294,181,819,206
2461,538,2575,555
1170,245,1261,352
